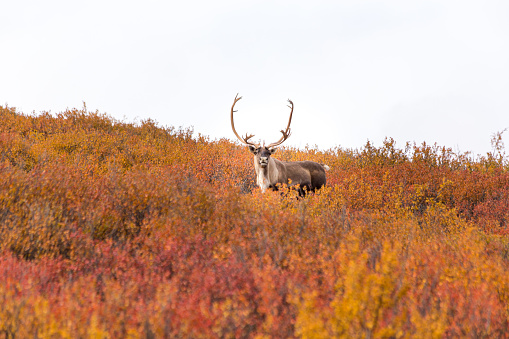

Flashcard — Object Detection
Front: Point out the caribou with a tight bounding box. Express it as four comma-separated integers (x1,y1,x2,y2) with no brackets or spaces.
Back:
230,94,330,195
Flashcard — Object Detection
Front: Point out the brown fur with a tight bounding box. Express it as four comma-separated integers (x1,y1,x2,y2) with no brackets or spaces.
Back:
250,146,328,195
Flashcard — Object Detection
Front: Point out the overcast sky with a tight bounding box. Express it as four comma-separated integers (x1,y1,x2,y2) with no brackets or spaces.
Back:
2,1,508,156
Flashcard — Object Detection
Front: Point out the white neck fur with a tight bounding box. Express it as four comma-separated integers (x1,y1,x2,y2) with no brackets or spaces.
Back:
255,158,278,193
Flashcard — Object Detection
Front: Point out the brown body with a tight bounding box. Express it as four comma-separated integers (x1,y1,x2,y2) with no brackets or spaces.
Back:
231,94,329,195
252,148,328,194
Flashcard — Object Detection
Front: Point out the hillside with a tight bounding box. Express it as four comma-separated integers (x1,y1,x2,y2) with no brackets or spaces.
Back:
1,105,509,337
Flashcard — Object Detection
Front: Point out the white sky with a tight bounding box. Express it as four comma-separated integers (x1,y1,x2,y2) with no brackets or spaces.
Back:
2,0,508,156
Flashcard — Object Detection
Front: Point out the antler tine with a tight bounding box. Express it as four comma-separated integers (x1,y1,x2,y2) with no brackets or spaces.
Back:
230,94,260,147
243,133,256,143
267,98,294,148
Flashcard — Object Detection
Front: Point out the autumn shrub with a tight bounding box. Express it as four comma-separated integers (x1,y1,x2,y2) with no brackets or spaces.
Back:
1,104,509,338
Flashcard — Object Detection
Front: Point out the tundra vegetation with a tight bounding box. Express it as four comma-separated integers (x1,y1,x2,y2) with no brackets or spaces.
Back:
1,104,509,338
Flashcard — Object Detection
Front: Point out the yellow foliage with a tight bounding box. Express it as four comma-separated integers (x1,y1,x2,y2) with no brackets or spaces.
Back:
1,105,509,337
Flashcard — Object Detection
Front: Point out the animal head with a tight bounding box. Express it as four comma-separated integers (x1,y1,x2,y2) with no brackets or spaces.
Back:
248,145,277,168
230,93,293,166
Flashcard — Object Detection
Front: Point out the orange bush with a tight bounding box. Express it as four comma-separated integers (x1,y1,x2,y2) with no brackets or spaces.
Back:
1,104,509,337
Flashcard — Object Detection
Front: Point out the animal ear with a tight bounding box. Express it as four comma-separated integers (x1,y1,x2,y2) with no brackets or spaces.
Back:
269,147,277,154
248,145,258,154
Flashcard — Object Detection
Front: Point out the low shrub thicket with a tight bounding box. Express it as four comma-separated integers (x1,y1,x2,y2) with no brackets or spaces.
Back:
1,105,509,338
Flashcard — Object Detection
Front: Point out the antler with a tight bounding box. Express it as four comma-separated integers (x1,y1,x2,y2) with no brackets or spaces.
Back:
230,94,260,147
266,99,294,148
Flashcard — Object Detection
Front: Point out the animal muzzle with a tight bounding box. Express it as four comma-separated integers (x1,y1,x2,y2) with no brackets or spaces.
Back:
259,157,268,168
